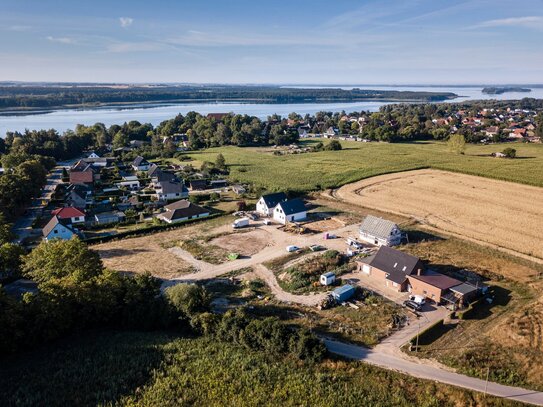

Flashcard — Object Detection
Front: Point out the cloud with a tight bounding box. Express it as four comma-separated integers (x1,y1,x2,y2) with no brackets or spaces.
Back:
7,25,32,32
46,36,77,44
106,41,167,53
119,17,134,28
473,16,543,29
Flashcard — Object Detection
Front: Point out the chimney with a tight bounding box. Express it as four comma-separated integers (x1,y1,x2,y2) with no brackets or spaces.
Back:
417,268,421,276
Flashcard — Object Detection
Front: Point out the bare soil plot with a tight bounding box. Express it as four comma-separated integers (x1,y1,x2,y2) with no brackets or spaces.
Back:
209,229,271,256
93,216,233,278
336,169,543,261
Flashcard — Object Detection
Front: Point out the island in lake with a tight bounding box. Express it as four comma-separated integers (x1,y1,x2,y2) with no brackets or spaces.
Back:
482,86,532,95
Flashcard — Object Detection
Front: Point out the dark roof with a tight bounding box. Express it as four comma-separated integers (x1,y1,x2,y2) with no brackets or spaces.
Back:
261,192,287,208
157,180,188,194
369,246,423,278
277,198,306,215
42,216,75,237
132,156,149,167
449,282,479,296
189,179,208,189
160,200,209,221
409,270,462,290
359,215,399,239
148,164,161,177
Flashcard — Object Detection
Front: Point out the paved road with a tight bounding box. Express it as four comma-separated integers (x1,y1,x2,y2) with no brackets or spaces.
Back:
325,339,543,406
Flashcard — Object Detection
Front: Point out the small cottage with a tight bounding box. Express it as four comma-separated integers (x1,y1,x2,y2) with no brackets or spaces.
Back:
156,200,210,224
320,272,336,286
42,216,80,241
132,156,151,172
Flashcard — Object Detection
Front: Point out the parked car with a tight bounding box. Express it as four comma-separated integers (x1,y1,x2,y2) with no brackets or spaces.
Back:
263,219,271,225
286,245,300,252
403,300,422,312
409,295,426,305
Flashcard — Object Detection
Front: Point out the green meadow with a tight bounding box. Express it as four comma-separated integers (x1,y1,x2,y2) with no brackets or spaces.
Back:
185,140,543,192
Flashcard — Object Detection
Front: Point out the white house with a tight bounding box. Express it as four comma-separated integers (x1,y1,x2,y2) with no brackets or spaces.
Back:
320,272,336,286
272,198,307,225
359,215,402,246
256,192,287,216
42,216,79,241
154,180,189,201
116,175,140,190
132,156,151,171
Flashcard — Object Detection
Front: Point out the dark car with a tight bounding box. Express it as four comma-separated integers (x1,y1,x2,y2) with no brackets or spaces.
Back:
403,300,422,312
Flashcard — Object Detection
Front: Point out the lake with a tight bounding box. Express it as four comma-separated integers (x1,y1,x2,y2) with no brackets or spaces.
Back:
1,85,542,136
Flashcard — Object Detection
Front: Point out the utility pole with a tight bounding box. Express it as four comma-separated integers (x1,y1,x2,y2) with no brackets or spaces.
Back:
484,366,490,397
415,322,420,352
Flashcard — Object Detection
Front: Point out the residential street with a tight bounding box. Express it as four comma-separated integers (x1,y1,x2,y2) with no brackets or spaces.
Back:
12,158,79,243
324,339,543,406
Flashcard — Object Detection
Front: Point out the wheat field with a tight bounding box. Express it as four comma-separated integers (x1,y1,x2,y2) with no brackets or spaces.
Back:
336,169,543,260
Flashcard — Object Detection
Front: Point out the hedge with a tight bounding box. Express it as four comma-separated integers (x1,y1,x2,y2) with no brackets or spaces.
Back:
84,213,224,245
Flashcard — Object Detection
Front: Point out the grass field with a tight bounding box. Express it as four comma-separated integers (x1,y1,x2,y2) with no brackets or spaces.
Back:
0,330,520,407
336,169,543,260
186,140,543,192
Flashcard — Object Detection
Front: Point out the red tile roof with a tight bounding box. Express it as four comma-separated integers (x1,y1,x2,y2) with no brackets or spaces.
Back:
51,207,85,219
70,171,94,184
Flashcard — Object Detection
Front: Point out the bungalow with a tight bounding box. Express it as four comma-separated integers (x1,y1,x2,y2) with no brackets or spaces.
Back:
42,216,80,241
132,156,151,171
69,161,99,185
356,246,424,292
156,200,210,224
66,184,94,208
256,192,287,216
148,165,176,183
154,180,189,201
94,211,126,225
51,207,86,224
272,198,307,225
359,215,402,246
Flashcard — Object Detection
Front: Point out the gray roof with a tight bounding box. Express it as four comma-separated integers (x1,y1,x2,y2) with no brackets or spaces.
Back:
369,246,423,284
261,192,287,208
160,200,209,221
132,156,149,167
157,180,188,194
277,198,306,215
450,282,479,296
359,215,398,239
42,216,75,237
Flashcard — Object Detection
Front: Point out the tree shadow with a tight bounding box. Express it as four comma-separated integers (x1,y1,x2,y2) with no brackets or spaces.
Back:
0,330,177,406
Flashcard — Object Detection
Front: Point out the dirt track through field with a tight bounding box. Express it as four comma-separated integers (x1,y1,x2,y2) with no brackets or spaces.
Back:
335,169,543,261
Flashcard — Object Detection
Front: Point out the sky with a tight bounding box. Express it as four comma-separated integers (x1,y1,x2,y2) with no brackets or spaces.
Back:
0,0,542,85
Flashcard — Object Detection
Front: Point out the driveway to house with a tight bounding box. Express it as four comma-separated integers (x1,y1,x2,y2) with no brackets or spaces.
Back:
324,338,543,406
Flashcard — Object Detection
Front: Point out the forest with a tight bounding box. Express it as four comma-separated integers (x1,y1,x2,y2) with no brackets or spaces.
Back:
0,84,457,110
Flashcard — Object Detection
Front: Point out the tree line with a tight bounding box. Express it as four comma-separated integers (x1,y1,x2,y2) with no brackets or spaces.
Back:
0,84,456,110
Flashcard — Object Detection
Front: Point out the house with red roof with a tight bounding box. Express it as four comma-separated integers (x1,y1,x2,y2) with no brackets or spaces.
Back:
51,207,86,224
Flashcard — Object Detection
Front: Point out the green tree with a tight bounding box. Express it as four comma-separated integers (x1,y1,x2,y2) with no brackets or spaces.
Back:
502,147,516,158
165,283,211,317
447,134,466,155
23,238,103,287
325,140,342,151
215,153,226,171
112,131,129,149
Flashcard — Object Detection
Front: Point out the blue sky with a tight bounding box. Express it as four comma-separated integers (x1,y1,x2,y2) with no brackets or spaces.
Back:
1,0,542,84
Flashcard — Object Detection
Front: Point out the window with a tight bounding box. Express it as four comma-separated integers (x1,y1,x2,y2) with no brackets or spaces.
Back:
402,266,407,271
54,230,58,234
393,262,398,268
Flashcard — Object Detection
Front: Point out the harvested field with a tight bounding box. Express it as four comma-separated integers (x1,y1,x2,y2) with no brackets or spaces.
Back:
336,169,543,261
209,229,271,256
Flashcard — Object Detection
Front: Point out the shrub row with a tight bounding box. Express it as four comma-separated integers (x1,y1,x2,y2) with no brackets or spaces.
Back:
84,213,223,245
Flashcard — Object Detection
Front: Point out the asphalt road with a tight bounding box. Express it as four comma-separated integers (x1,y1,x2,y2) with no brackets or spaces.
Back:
324,339,543,406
